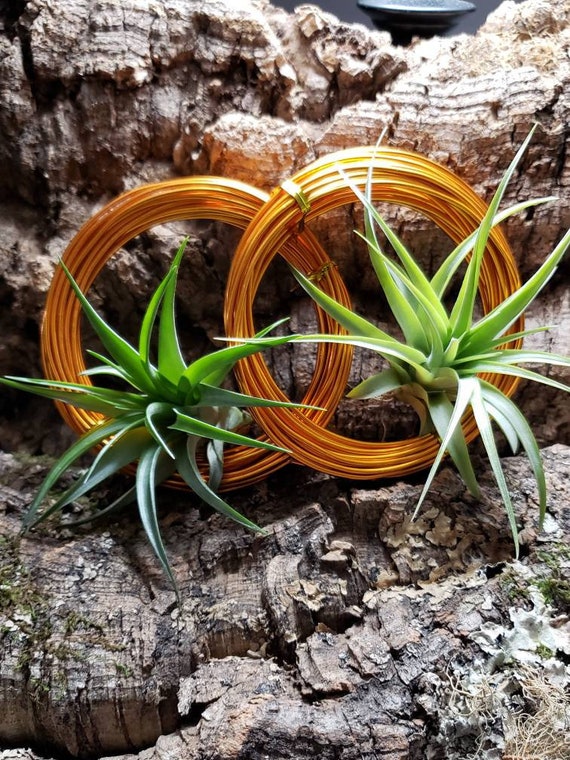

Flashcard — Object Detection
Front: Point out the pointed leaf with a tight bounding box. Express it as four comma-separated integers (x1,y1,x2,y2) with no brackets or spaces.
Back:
170,410,289,453
67,443,179,527
361,227,429,345
0,376,140,416
341,163,449,327
253,318,290,338
412,379,479,520
353,230,431,351
480,381,547,527
465,226,570,354
157,239,188,383
67,485,138,526
426,384,480,495
3,374,146,408
59,261,157,395
479,396,520,454
81,365,131,381
291,268,392,341
34,423,151,524
475,349,570,369
174,437,262,532
179,334,298,392
136,442,179,595
139,265,177,367
396,382,430,434
83,350,134,384
145,401,176,458
195,383,321,411
348,367,409,399
354,208,449,348
81,425,152,492
470,382,520,556
484,325,554,348
450,127,538,337
202,319,292,389
459,360,570,394
232,332,427,371
431,197,555,297
23,414,141,529
451,327,555,363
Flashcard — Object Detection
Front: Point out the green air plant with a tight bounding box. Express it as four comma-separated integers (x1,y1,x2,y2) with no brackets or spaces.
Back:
246,128,570,554
1,240,306,592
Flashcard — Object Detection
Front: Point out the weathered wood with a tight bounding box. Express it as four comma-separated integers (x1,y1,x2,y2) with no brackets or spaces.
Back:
1,445,569,759
1,1,570,758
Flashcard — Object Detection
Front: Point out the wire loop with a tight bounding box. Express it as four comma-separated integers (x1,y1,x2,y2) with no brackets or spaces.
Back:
224,146,524,479
41,176,353,490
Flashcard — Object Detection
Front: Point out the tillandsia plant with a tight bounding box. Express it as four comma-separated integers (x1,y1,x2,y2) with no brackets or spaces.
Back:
1,240,308,594
241,128,570,554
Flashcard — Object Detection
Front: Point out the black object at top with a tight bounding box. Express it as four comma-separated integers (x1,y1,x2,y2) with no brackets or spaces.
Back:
357,0,476,44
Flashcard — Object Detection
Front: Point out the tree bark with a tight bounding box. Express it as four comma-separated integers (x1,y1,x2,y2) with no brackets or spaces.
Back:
1,445,570,760
0,1,569,758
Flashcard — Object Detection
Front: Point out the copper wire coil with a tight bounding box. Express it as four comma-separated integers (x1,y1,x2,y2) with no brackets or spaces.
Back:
41,176,353,490
224,146,524,479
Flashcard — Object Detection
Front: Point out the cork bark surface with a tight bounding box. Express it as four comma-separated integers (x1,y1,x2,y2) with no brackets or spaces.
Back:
0,1,569,758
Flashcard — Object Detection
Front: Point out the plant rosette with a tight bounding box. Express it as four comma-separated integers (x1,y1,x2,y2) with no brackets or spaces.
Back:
1,240,315,594
235,128,570,554
40,175,353,490
224,141,525,478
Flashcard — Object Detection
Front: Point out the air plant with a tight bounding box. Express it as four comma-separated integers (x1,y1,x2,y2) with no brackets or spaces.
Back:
1,240,306,593
242,128,570,554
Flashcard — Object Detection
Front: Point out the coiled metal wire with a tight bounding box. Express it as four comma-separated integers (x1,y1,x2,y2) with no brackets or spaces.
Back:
41,177,353,490
224,146,523,479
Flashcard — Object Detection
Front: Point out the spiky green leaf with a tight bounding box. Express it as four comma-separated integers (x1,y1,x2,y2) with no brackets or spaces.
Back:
174,437,262,532
291,268,393,341
67,448,179,527
464,224,570,352
32,423,151,525
480,381,547,527
347,367,409,399
459,360,570,394
157,239,188,383
23,414,142,529
170,410,288,453
0,376,144,415
412,379,480,521
342,163,449,328
450,126,538,337
179,333,296,394
59,261,157,395
470,382,520,556
195,383,321,411
145,401,176,458
236,332,427,371
136,441,179,596
431,197,555,297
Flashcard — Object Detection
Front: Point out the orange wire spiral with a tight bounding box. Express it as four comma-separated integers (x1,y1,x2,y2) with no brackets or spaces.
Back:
41,177,353,490
224,146,524,479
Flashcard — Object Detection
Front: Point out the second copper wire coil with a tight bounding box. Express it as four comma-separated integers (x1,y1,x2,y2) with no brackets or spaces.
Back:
225,146,524,479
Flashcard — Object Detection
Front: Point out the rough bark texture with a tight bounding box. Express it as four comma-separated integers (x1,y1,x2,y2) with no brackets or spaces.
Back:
1,446,570,760
1,0,570,758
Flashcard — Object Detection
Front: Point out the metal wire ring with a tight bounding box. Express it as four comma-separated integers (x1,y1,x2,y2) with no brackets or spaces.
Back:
225,146,524,479
41,176,353,490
